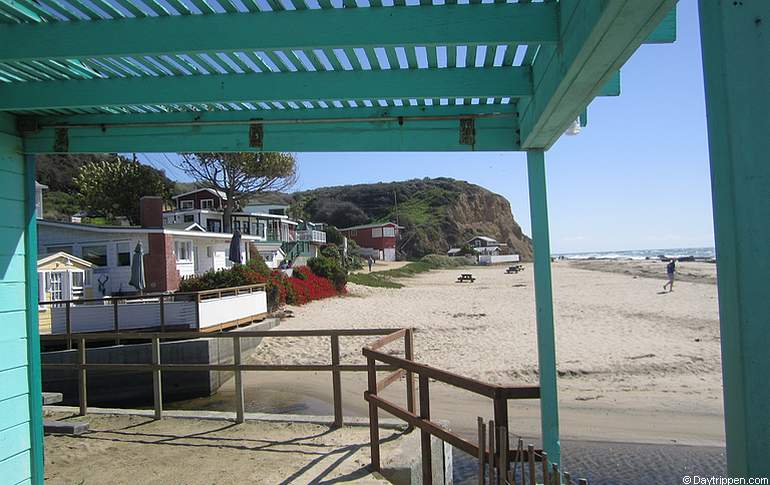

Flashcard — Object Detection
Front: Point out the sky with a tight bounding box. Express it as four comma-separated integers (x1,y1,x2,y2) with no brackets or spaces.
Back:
144,0,715,254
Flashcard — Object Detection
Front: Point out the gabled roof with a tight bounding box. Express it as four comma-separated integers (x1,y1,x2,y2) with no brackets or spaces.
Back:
37,251,93,269
339,222,404,231
164,222,206,232
172,188,227,200
468,236,498,243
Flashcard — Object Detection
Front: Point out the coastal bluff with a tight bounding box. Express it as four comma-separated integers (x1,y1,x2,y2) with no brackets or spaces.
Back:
292,177,533,260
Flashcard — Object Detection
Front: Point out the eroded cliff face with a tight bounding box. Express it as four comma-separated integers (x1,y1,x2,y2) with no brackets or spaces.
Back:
294,177,533,260
446,190,532,260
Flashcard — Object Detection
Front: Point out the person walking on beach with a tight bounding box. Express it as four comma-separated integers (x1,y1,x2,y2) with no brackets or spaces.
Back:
367,256,373,272
663,259,676,292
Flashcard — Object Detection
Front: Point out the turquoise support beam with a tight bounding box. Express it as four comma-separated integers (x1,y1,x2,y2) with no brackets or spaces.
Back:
22,113,520,153
0,66,532,112
698,0,770,476
0,2,558,63
526,150,560,465
23,153,43,484
519,1,675,150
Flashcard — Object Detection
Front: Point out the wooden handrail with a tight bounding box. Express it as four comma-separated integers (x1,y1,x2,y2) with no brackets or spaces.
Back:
38,283,267,306
40,328,403,341
363,328,541,485
41,328,408,432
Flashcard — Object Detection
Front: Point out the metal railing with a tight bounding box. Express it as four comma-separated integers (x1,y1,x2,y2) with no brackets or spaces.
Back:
39,284,266,348
40,328,404,427
363,329,541,485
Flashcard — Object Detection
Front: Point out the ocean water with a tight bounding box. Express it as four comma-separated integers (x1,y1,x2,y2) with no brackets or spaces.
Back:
555,247,715,261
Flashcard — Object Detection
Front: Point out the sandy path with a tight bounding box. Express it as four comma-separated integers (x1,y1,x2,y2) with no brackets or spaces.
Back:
244,262,723,445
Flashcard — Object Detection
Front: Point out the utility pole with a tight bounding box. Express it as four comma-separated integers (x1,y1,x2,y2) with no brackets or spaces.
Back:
393,190,399,226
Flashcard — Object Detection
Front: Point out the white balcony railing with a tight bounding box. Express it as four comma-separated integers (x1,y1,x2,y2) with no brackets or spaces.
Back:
297,230,326,244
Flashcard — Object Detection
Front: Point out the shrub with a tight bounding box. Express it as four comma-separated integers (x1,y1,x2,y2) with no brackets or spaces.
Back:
179,260,345,309
246,247,271,277
319,244,341,261
308,256,347,290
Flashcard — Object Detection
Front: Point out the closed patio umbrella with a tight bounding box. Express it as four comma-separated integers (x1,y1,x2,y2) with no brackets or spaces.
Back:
128,242,146,292
229,229,242,264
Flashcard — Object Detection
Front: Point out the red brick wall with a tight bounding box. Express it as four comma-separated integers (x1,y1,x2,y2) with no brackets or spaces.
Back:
140,196,164,228
145,233,179,292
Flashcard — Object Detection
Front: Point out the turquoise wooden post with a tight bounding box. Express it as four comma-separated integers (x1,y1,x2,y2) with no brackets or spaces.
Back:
526,150,560,465
25,154,44,484
698,0,770,477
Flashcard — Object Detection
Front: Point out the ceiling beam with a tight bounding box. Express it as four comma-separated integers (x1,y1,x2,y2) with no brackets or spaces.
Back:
518,1,676,150
20,111,520,153
0,66,532,112
0,2,558,63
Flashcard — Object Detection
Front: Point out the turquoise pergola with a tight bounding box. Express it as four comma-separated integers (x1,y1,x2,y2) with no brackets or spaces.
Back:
0,0,766,482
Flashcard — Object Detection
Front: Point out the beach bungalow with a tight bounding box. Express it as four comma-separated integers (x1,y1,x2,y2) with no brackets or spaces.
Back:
38,197,284,297
36,252,94,334
339,222,402,261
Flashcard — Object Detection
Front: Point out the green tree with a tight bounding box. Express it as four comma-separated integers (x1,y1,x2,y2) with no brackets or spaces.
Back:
175,152,297,232
74,158,174,224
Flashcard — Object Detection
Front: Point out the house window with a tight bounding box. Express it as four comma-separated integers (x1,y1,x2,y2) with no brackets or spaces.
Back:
372,228,383,238
383,227,396,237
183,214,195,223
200,199,215,209
175,240,193,262
117,242,131,266
81,245,107,266
251,223,260,236
206,219,221,232
47,245,74,255
179,200,194,210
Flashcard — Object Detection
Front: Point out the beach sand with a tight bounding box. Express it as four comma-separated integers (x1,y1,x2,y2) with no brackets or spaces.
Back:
43,412,403,484
242,260,723,446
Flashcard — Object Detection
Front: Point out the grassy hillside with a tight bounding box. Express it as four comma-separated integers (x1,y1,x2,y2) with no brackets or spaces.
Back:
291,178,532,259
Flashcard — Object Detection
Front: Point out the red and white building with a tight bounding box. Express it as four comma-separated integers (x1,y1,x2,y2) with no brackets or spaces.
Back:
339,222,402,261
37,197,284,296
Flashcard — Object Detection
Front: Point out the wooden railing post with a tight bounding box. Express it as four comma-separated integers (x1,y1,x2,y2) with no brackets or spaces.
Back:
404,328,416,431
159,295,165,333
112,298,120,345
78,337,87,416
419,375,433,485
233,335,245,424
493,397,510,480
65,301,72,350
366,355,381,472
152,336,163,419
330,335,342,428
477,417,486,485
195,293,201,330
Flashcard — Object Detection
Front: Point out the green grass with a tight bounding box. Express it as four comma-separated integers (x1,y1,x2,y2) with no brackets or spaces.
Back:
347,272,404,289
348,255,475,289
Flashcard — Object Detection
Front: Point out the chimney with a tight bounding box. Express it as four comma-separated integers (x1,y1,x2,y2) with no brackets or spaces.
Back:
140,196,163,228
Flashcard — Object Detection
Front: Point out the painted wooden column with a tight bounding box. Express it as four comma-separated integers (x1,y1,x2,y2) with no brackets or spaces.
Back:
698,0,770,477
526,150,560,465
24,154,44,484
0,126,43,483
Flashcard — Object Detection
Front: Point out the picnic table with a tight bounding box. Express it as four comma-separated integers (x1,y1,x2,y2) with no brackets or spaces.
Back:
456,273,476,283
505,265,525,274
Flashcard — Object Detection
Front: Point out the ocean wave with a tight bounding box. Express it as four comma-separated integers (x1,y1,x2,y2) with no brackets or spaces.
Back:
555,247,715,260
